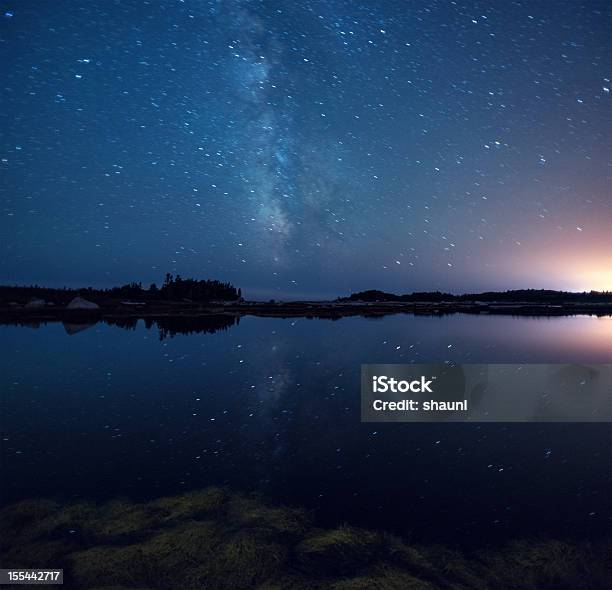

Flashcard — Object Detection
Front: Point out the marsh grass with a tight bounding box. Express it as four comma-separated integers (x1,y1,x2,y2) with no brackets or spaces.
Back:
0,488,609,589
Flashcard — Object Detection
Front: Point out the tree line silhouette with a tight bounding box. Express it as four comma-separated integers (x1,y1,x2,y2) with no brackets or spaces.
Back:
341,288,612,303
0,274,241,305
2,280,612,307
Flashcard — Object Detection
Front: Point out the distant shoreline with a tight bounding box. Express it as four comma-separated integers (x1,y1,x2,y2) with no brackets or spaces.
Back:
2,298,612,323
2,281,612,322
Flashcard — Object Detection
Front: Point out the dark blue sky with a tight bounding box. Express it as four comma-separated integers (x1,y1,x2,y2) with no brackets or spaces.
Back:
2,1,611,298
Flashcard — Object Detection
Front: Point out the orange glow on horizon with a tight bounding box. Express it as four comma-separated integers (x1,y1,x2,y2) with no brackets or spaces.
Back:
493,237,612,293
556,261,612,293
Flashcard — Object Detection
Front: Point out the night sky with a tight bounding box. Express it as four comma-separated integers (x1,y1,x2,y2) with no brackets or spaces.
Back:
2,1,611,299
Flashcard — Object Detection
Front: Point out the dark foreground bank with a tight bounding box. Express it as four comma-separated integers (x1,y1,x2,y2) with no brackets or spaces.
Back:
1,487,610,590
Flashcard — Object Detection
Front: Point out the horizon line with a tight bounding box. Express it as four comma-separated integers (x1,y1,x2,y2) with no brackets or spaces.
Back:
1,282,611,302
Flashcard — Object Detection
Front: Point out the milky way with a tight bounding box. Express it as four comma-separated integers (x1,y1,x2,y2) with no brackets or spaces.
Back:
2,1,611,297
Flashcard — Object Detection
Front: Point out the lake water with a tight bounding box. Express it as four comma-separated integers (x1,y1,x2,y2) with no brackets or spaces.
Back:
1,313,611,547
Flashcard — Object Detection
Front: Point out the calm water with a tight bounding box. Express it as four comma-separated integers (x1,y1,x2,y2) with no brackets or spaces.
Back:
1,313,611,547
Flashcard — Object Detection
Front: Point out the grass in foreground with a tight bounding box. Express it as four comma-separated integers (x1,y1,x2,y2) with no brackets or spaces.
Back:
0,488,610,589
